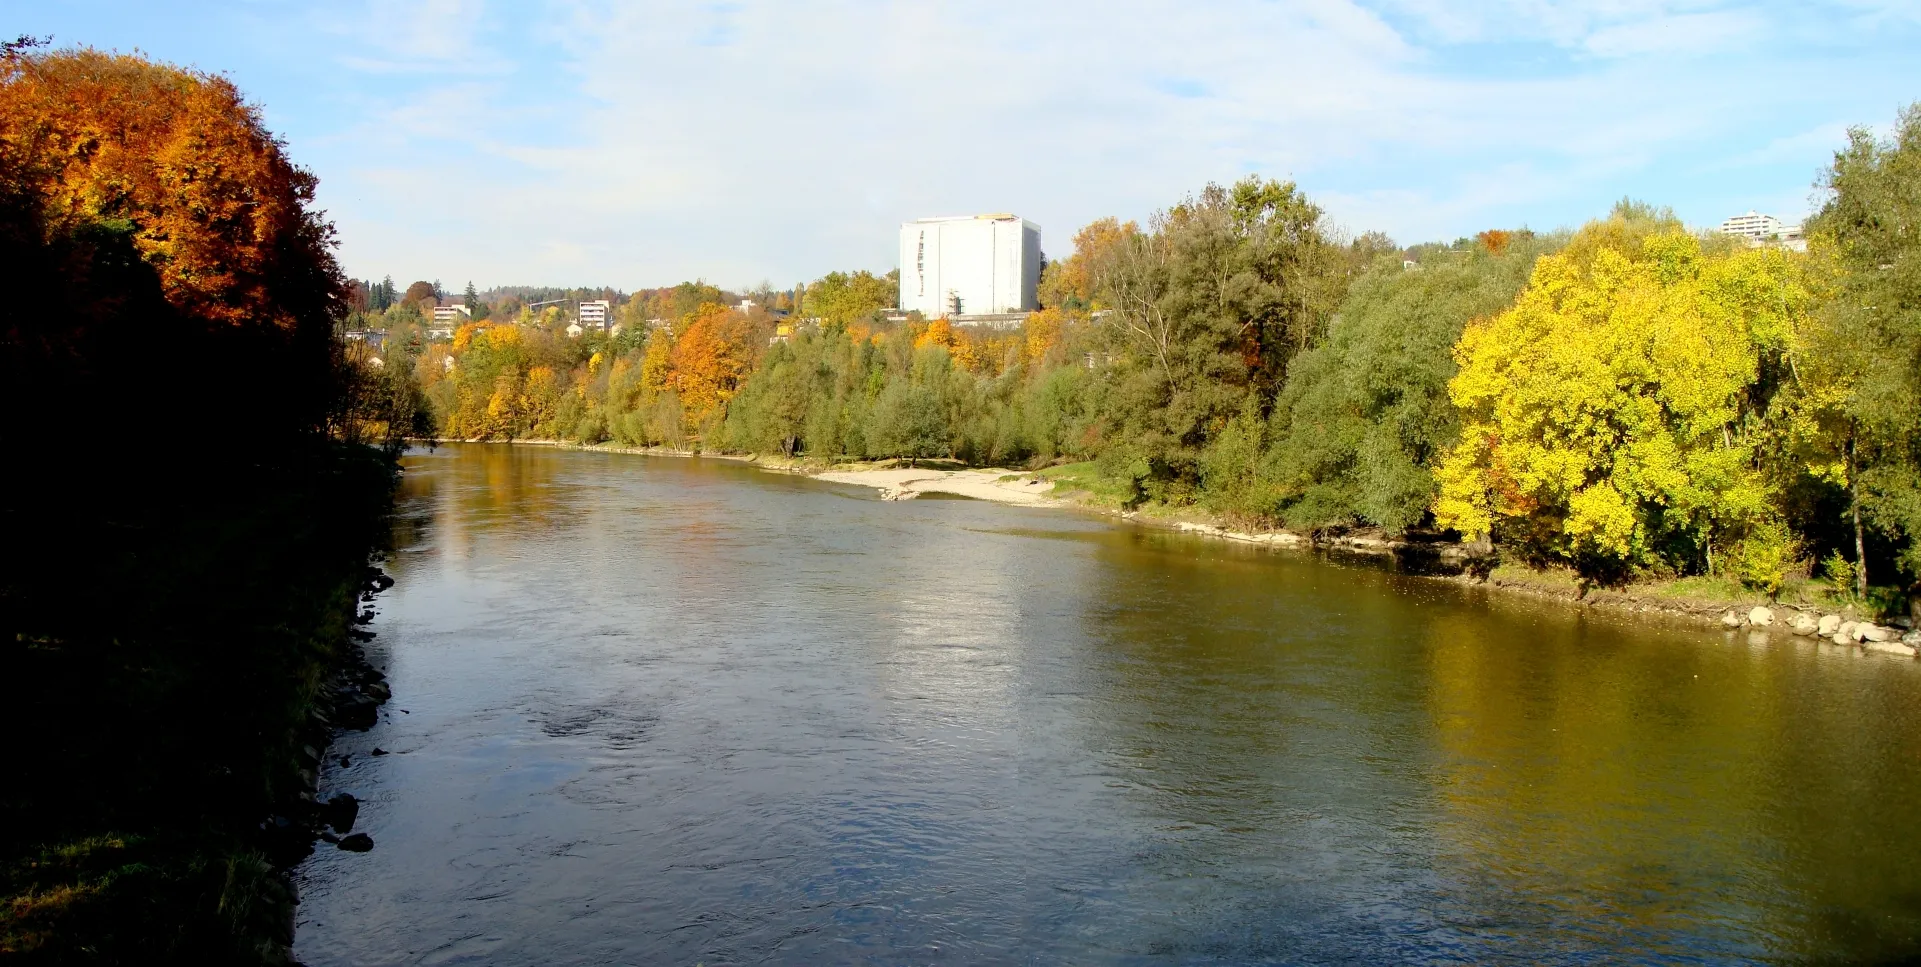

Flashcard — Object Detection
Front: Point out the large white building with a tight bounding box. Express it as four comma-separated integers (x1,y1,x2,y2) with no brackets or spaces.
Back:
898,215,1041,319
1719,210,1806,251
578,300,613,332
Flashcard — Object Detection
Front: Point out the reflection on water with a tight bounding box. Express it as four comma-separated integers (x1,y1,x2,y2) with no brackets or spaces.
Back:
295,444,1921,966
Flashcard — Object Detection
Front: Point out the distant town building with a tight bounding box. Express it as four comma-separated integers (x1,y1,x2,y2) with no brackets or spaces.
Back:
898,214,1041,319
343,329,385,348
432,304,472,324
736,298,758,313
1718,210,1806,251
578,300,613,331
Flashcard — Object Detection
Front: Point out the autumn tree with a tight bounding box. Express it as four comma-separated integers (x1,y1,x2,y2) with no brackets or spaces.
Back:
668,302,753,429
1433,207,1811,585
1038,217,1139,311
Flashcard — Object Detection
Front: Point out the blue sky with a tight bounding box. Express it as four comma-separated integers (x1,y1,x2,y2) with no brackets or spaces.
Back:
10,0,1919,290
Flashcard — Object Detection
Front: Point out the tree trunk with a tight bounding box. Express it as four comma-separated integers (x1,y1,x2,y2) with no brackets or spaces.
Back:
1849,434,1869,599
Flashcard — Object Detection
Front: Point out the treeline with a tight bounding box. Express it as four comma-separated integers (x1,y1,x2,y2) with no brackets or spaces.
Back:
381,107,1921,609
2,46,400,961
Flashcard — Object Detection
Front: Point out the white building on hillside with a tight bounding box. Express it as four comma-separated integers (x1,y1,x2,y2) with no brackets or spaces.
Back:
898,214,1041,319
1719,210,1806,251
432,303,472,324
578,300,613,332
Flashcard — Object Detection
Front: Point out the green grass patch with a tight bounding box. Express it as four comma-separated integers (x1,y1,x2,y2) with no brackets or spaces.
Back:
1036,462,1134,507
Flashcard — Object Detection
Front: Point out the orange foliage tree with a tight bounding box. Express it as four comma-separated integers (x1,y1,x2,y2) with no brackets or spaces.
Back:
0,48,345,332
668,302,753,425
1038,217,1140,310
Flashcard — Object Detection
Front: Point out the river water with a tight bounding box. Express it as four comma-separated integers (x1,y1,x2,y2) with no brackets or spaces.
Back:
294,444,1921,965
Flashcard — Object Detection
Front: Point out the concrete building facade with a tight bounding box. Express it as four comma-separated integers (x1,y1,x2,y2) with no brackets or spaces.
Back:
898,215,1041,318
1718,210,1806,251
578,300,613,332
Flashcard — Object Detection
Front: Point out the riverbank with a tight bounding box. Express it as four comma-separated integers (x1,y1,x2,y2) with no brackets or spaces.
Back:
418,440,1917,652
1,442,399,964
788,460,1919,652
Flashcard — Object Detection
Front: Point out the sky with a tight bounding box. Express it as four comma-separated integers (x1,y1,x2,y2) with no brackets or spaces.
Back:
9,0,1919,291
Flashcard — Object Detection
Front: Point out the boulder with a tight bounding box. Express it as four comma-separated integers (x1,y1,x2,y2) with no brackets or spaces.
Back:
1819,614,1843,636
321,793,359,834
1791,614,1819,636
1748,606,1774,626
1838,621,1858,641
1721,612,1743,628
336,832,374,852
1866,640,1918,658
1831,632,1852,646
1903,629,1921,647
335,689,378,730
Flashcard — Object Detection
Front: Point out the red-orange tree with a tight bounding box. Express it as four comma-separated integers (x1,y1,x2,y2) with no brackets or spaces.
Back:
0,47,350,443
668,302,754,426
0,48,344,331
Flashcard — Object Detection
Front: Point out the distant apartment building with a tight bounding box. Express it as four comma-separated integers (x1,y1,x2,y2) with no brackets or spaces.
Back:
898,214,1041,320
432,303,472,324
1718,211,1806,251
578,300,613,332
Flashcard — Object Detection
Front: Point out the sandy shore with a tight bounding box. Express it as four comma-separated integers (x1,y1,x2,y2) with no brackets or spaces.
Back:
812,467,1062,505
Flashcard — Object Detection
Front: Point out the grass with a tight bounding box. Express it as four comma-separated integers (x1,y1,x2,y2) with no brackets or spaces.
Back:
1035,461,1135,507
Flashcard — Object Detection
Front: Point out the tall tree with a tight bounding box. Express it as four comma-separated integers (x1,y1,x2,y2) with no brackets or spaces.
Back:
1087,176,1344,503
1801,103,1921,600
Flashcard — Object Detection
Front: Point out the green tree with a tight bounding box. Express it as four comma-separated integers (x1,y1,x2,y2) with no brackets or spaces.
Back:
802,269,894,325
1797,103,1921,603
1089,176,1345,503
1264,230,1561,533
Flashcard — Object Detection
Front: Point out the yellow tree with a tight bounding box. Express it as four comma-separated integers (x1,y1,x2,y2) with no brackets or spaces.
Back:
1038,217,1139,311
1433,214,1811,585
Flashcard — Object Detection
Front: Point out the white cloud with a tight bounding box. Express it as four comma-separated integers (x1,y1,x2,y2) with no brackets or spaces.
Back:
1582,9,1763,56
278,0,1918,284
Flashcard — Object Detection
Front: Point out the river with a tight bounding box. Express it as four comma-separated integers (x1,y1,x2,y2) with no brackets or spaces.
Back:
294,444,1921,965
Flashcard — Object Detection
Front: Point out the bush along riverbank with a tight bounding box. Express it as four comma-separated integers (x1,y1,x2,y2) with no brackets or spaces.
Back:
0,443,400,964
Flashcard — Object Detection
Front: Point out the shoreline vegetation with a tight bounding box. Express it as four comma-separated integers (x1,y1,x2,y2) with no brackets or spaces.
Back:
435,438,1921,653
2,48,411,963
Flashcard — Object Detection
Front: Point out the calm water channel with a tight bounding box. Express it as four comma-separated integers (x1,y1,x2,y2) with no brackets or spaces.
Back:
295,444,1921,966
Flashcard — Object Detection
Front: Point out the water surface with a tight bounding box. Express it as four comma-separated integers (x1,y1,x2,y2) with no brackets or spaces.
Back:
295,444,1921,965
